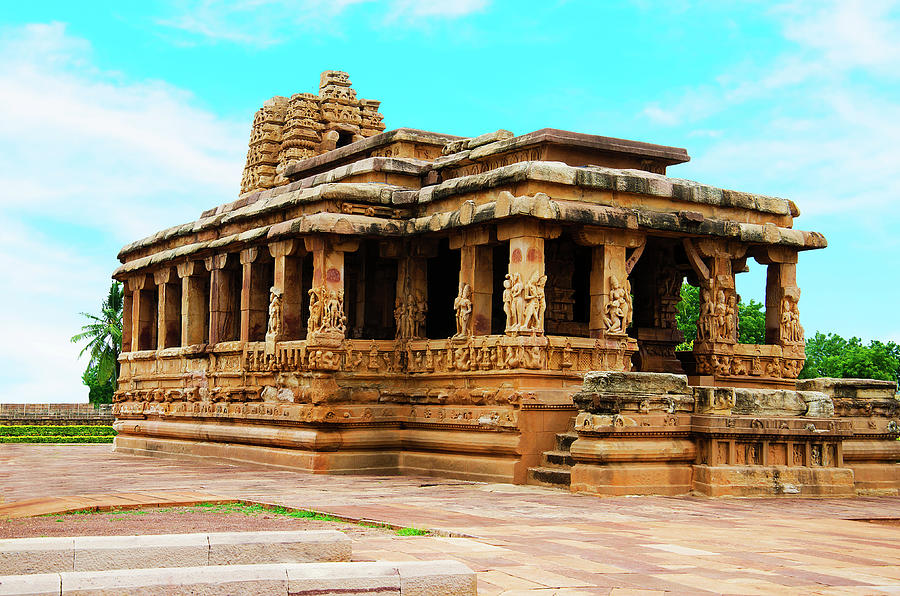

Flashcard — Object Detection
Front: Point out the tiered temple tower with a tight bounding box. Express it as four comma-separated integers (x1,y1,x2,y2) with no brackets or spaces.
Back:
240,71,385,194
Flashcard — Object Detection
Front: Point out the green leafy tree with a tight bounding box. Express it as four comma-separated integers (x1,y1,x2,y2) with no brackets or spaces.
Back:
71,282,123,404
800,332,900,384
676,283,700,348
675,283,765,349
737,299,765,345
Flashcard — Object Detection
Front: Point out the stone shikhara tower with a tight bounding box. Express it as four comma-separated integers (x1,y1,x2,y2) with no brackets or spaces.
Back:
241,71,385,194
113,71,900,498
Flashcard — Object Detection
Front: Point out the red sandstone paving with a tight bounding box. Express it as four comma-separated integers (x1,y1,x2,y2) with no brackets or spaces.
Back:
3,445,900,595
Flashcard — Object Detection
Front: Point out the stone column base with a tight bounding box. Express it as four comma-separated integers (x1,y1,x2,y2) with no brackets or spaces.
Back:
691,465,855,497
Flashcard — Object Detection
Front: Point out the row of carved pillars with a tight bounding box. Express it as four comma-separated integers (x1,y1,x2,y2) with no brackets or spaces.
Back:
121,228,803,352
122,236,357,352
446,222,643,339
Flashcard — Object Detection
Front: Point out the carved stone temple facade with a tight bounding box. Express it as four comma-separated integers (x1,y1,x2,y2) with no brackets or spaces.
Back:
113,71,900,497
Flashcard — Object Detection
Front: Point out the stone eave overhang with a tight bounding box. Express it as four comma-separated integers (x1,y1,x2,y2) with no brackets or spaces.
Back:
113,186,826,279
117,161,823,266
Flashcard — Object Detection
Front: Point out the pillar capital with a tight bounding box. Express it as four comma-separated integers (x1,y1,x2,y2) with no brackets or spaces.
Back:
756,246,799,265
269,238,300,259
449,226,492,250
239,247,259,265
497,220,552,242
177,260,204,279
153,267,175,286
204,253,233,271
573,227,643,248
126,273,153,293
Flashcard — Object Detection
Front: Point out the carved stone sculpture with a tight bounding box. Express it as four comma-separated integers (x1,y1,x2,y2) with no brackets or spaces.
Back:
781,295,804,344
453,282,473,338
503,272,547,335
267,287,283,337
604,275,632,334
308,286,346,337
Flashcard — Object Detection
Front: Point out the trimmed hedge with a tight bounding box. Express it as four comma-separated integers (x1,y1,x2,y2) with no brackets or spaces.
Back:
0,425,116,437
0,435,114,443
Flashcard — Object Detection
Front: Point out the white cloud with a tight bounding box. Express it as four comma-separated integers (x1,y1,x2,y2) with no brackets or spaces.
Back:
777,0,900,73
159,0,489,45
389,0,488,18
0,23,245,403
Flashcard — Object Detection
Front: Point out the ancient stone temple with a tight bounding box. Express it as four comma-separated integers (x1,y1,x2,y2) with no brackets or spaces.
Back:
113,71,900,496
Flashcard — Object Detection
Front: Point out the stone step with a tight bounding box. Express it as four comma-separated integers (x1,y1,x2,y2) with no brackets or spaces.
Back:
556,431,578,451
0,530,350,576
0,560,476,595
543,450,574,467
527,466,571,488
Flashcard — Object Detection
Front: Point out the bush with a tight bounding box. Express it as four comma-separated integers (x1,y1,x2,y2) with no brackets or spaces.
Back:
0,425,116,437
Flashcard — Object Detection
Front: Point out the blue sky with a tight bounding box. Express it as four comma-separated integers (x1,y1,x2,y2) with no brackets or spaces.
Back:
1,0,898,403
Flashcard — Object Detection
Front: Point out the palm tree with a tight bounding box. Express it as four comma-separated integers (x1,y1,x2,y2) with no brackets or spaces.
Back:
71,282,124,386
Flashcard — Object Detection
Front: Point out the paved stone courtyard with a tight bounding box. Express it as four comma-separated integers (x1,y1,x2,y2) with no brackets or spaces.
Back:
3,445,900,595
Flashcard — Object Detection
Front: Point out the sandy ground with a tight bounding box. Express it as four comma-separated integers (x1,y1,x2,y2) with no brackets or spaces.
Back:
0,505,396,539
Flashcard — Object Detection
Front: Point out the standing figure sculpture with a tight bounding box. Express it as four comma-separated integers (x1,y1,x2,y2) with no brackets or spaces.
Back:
414,291,427,338
714,290,728,341
604,275,631,334
502,275,513,332
724,294,738,342
510,273,525,331
267,287,283,337
453,282,473,338
521,272,547,334
697,288,714,341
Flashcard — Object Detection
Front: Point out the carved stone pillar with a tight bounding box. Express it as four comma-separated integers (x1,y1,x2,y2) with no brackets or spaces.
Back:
498,221,548,336
575,229,644,339
395,245,428,340
122,285,133,352
128,274,157,351
268,239,303,341
450,227,492,337
240,247,271,343
683,238,744,347
760,248,803,347
206,253,239,344
154,268,181,349
305,236,358,343
178,260,209,347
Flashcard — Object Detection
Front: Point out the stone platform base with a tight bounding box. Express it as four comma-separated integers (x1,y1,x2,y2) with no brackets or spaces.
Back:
570,463,693,496
113,434,520,484
691,465,856,497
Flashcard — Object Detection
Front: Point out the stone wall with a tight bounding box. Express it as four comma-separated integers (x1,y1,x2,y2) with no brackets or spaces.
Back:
0,404,114,426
